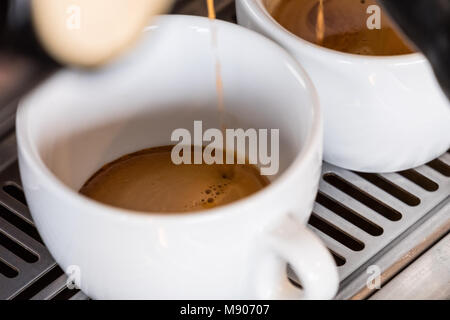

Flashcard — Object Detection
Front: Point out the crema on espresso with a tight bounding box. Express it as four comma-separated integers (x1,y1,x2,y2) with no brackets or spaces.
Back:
269,0,415,55
80,146,269,213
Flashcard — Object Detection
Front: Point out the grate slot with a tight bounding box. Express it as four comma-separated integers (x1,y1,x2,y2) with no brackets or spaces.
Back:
317,181,388,228
0,204,43,244
316,192,383,236
354,172,420,206
330,250,346,267
308,213,365,251
427,159,450,177
0,230,38,263
0,257,18,278
29,274,69,300
398,169,439,192
323,173,402,222
12,265,63,300
51,287,80,300
3,183,27,206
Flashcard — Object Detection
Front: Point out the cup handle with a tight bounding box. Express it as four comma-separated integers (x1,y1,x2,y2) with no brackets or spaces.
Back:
255,215,339,299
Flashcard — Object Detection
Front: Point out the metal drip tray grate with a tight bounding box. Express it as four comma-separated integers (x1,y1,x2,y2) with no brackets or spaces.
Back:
0,0,449,300
0,129,448,299
310,160,449,299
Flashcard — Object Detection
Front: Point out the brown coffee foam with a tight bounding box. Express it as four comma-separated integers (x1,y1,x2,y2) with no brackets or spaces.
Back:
270,0,415,55
80,146,269,213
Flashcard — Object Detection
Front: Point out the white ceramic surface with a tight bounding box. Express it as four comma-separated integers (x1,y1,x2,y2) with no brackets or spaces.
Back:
236,0,450,172
16,16,338,299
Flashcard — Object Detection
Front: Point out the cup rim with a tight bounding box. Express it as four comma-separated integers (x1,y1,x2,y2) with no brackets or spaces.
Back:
240,0,426,64
16,14,322,222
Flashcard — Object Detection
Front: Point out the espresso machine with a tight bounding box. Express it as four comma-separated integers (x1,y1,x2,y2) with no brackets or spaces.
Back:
0,0,448,300
1,0,449,100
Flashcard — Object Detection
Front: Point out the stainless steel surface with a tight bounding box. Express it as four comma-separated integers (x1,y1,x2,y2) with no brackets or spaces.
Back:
0,0,449,300
369,234,450,300
310,162,450,291
337,194,449,299
0,132,86,300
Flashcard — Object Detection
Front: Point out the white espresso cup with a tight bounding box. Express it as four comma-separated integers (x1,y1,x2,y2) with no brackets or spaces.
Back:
16,15,338,299
237,0,450,173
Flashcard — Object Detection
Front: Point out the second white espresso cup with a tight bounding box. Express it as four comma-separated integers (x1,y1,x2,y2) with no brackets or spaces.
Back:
16,16,338,299
237,0,450,173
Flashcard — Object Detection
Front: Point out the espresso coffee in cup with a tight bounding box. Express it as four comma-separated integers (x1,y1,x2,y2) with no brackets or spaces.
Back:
269,0,415,55
237,0,450,173
80,145,269,213
17,16,339,299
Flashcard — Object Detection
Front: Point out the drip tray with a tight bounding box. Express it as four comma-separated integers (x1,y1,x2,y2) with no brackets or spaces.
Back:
0,130,448,299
